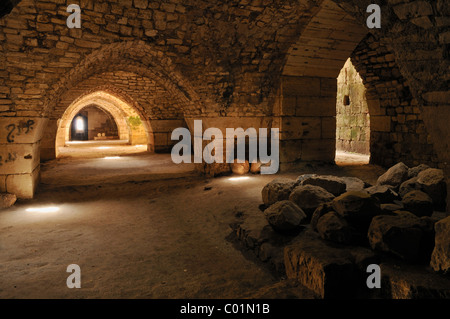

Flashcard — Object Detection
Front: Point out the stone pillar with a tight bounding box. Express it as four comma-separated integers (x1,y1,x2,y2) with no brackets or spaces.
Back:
184,117,275,175
420,93,450,212
277,76,337,167
0,117,47,198
40,119,58,161
151,119,189,153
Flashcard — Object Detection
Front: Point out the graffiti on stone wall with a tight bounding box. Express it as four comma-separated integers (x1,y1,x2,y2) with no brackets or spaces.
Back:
0,152,17,166
5,120,35,143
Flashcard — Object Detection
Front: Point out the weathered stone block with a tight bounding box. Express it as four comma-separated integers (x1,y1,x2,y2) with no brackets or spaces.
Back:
231,159,249,175
282,76,320,97
5,166,40,199
368,211,434,263
0,117,47,144
289,184,335,217
295,97,336,117
317,211,354,244
284,230,378,298
402,190,433,217
300,139,335,162
371,116,391,132
153,132,168,146
261,178,297,206
301,175,347,196
279,139,302,163
280,117,321,140
365,185,399,204
264,200,307,233
380,262,450,298
417,168,447,211
320,77,337,97
281,96,296,116
0,142,40,174
0,175,6,193
430,216,450,273
332,191,381,230
393,1,433,20
0,193,17,209
377,162,409,188
321,117,336,139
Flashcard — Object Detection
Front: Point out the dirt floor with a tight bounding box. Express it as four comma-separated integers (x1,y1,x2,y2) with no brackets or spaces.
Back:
58,140,148,158
0,150,385,299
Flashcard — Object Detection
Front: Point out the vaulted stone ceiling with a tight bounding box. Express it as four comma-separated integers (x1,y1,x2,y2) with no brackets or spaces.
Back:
1,1,447,113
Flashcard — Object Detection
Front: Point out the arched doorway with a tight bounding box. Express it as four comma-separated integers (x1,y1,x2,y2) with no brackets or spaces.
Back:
69,106,120,142
276,0,369,166
335,58,370,165
55,90,151,158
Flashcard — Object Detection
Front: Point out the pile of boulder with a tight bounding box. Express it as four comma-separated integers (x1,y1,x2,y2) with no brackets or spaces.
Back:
197,159,268,176
261,162,449,273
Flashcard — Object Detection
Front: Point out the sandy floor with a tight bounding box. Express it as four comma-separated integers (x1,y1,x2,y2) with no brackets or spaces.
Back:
58,140,148,159
0,151,385,299
335,150,370,166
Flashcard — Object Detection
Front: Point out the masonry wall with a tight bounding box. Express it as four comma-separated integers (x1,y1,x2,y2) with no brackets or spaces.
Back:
351,34,438,168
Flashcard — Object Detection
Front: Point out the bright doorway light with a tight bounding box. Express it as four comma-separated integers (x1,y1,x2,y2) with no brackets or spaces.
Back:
26,207,60,213
104,156,121,160
97,146,111,150
228,176,250,181
75,117,84,132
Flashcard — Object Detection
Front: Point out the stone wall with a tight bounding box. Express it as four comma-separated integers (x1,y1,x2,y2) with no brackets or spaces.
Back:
351,34,438,168
276,76,337,165
336,59,370,155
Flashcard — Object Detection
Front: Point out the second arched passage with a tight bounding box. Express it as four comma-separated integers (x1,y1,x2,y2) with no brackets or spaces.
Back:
47,90,153,159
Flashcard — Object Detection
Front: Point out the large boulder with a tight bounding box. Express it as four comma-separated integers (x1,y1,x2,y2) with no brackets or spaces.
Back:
408,164,430,179
341,177,367,192
399,177,422,198
250,161,272,174
365,185,399,203
301,175,347,196
430,216,450,273
289,185,335,217
261,178,297,206
250,161,261,174
197,162,231,177
402,190,434,217
231,159,250,175
284,230,380,298
368,211,435,262
310,203,334,231
332,191,381,230
377,162,409,188
417,168,447,211
316,212,354,244
264,200,307,233
380,203,403,214
296,174,317,185
0,193,17,209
